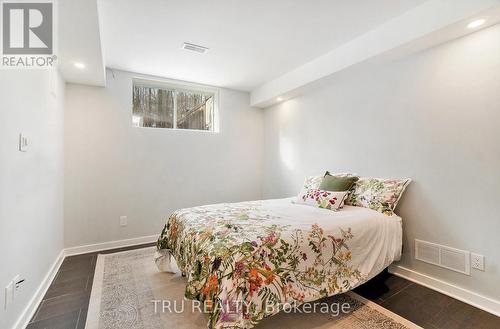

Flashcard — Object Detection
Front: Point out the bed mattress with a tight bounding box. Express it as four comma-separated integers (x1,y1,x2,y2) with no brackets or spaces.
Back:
156,198,402,328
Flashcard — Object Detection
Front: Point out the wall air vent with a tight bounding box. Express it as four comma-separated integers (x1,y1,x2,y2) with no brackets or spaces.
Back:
415,239,470,275
182,42,209,54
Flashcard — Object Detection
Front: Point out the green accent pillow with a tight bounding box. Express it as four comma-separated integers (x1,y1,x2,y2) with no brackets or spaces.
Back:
319,174,359,192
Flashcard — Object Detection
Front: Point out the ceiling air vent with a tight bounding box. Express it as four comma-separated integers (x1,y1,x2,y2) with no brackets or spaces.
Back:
182,42,209,54
415,239,470,275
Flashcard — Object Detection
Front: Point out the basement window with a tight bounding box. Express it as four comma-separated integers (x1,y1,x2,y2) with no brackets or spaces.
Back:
132,79,217,131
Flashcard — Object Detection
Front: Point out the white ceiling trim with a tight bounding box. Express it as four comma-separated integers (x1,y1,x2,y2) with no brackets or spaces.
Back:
250,0,500,108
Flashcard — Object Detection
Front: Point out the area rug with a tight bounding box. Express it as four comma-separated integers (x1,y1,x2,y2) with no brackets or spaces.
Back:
85,247,421,329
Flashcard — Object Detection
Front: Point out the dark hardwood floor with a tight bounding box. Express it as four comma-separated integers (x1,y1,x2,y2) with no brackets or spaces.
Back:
27,244,499,329
27,243,155,329
353,272,499,329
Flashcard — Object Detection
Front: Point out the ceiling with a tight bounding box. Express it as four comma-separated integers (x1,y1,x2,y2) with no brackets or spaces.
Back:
58,0,500,106
97,0,426,91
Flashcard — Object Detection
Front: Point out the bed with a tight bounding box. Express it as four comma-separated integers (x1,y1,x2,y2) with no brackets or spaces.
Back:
155,198,402,329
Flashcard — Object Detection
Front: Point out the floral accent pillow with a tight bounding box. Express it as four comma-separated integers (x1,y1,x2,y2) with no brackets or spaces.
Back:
296,175,323,200
296,189,349,211
345,177,411,215
302,175,323,190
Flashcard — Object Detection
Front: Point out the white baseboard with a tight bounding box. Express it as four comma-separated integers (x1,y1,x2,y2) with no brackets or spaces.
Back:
64,235,158,257
12,235,158,329
389,264,500,317
12,249,65,329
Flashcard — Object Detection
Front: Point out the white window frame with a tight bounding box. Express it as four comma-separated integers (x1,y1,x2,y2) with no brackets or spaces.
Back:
132,78,220,133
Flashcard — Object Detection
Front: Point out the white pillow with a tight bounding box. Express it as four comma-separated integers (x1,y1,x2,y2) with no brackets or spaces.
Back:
295,189,349,211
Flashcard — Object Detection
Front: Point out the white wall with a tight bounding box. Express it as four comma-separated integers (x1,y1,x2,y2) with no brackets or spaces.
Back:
262,25,500,301
0,69,65,329
64,69,264,247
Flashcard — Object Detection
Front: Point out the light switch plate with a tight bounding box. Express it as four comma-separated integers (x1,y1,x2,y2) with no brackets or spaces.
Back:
19,133,28,152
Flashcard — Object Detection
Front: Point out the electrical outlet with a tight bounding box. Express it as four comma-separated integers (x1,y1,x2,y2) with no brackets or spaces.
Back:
4,275,24,309
4,281,13,309
119,216,128,226
13,275,24,299
471,253,485,271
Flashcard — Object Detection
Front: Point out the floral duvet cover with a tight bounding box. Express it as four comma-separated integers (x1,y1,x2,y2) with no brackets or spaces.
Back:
156,198,402,328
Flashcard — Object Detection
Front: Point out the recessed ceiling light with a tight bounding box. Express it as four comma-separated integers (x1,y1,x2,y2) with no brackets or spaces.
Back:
467,19,486,29
74,62,86,69
277,97,283,102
